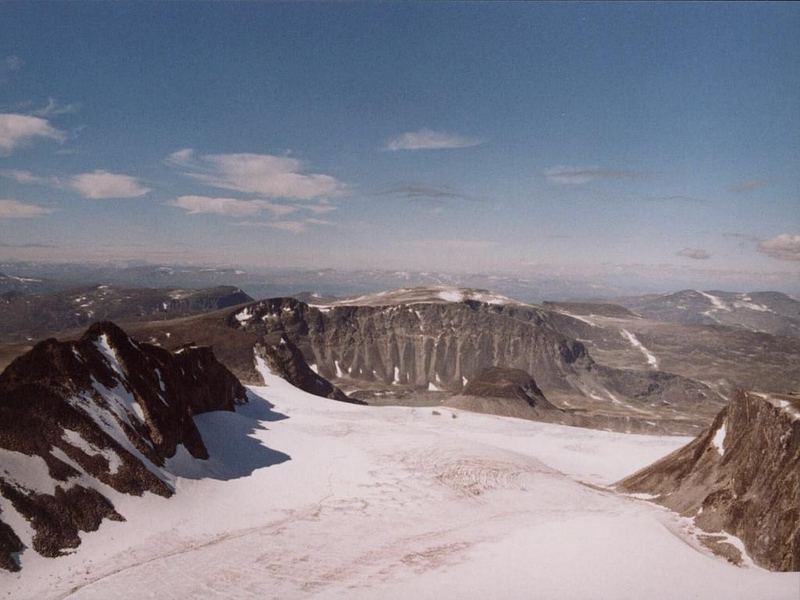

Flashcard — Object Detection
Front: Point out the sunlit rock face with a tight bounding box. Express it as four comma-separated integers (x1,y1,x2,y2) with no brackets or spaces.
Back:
619,390,800,571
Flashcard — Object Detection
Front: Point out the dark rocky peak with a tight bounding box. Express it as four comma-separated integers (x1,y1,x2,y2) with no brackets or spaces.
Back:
0,321,247,571
618,390,800,571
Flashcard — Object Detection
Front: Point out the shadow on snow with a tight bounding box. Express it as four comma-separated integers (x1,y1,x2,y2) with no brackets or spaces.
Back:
168,390,290,480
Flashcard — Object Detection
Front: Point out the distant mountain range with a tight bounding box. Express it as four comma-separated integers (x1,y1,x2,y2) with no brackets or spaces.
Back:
0,284,252,343
616,290,800,337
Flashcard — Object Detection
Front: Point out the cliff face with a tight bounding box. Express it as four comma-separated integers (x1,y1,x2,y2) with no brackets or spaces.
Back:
618,390,800,571
229,298,716,416
0,321,247,571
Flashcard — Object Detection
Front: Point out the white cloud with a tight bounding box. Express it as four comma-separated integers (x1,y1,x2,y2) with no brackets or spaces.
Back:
69,170,151,199
0,113,65,154
384,129,482,151
757,234,800,262
544,165,636,185
676,248,711,260
0,199,52,218
172,195,297,217
167,148,344,200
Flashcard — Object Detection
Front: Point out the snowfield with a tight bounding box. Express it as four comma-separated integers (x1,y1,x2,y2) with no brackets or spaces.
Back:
2,372,798,599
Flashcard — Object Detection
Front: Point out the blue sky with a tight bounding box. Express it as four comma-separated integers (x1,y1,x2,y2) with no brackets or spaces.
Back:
0,2,798,287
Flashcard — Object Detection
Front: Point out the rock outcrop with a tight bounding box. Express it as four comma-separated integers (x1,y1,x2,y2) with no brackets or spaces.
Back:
462,367,554,408
447,367,561,421
0,321,247,571
618,390,800,571
254,333,364,405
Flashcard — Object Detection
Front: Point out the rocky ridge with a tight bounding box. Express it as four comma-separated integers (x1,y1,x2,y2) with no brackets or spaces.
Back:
618,390,800,571
0,321,247,571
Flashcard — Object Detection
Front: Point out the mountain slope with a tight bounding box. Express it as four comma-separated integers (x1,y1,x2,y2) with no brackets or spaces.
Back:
617,290,800,337
618,390,800,571
0,322,249,571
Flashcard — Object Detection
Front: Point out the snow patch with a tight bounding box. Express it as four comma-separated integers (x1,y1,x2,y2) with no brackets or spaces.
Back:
234,307,254,323
712,420,727,456
697,291,730,312
437,289,464,302
0,448,60,494
62,429,122,474
94,334,126,379
620,329,659,369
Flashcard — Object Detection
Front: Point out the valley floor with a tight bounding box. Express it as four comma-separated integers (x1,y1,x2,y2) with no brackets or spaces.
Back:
2,373,798,599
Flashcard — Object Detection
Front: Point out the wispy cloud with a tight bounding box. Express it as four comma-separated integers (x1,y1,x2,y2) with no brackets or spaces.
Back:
0,239,55,248
676,247,711,260
757,234,800,262
0,56,23,84
384,129,482,151
305,200,337,215
378,183,479,214
645,195,706,204
32,97,81,118
0,169,54,186
4,55,23,72
171,195,297,217
406,239,498,250
69,170,151,199
0,199,53,218
380,184,468,201
236,217,335,234
0,113,65,155
722,232,762,245
728,179,766,193
544,165,638,185
167,148,344,200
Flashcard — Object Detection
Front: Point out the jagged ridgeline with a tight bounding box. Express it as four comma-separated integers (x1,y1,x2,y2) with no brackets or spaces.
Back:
0,322,247,572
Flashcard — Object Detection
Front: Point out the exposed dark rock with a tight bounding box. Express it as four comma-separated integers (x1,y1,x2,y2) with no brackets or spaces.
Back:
0,515,22,572
462,367,554,409
618,390,800,571
0,321,247,570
